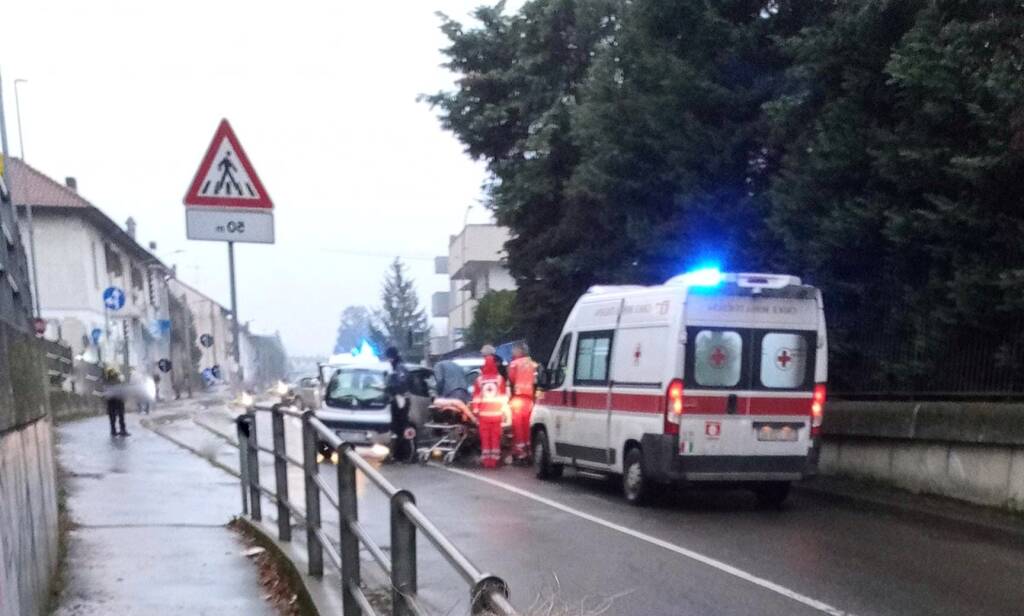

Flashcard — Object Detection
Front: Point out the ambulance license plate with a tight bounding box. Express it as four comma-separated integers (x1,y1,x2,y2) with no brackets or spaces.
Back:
755,424,799,442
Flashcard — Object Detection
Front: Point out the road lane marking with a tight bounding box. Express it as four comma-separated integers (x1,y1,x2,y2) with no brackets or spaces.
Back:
438,465,851,616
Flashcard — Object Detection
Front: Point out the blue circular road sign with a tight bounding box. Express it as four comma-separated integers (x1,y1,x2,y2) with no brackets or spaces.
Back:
102,287,126,311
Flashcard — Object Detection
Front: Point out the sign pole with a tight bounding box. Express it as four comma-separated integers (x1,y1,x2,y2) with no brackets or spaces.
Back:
228,241,241,385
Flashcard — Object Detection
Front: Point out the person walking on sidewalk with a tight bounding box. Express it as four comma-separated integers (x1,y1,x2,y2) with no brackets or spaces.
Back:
102,367,130,437
507,342,537,463
473,355,507,469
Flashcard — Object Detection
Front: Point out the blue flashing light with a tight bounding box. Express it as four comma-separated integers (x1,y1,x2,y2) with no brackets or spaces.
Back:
681,267,724,287
352,339,379,360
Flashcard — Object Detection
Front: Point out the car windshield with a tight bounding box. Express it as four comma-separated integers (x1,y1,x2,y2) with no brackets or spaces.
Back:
326,368,388,407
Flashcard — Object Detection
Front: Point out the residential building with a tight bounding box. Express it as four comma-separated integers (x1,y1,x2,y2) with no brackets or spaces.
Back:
436,223,515,350
7,158,287,395
167,277,237,384
8,158,175,395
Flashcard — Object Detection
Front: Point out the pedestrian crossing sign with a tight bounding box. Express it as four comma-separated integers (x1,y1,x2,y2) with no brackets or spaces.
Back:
183,119,273,209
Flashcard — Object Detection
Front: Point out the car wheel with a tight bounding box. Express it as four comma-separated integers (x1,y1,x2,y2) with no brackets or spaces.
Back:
532,429,563,480
622,447,651,505
753,481,791,509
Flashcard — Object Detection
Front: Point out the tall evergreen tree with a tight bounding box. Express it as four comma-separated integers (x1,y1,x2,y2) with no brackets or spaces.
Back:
765,0,1024,389
427,0,621,358
432,0,1024,391
375,259,430,362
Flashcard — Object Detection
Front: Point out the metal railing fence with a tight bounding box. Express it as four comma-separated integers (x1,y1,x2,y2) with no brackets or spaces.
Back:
235,403,517,616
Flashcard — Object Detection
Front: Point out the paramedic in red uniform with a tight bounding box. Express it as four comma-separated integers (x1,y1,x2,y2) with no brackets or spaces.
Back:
473,355,507,469
507,342,537,462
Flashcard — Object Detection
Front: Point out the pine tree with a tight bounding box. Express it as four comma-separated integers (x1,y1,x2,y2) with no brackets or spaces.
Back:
375,259,429,362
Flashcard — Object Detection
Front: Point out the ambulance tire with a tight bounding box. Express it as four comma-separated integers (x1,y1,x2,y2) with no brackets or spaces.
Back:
532,429,563,480
753,481,791,509
622,448,652,506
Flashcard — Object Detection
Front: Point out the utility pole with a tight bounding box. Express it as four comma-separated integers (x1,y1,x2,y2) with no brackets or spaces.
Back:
14,78,41,319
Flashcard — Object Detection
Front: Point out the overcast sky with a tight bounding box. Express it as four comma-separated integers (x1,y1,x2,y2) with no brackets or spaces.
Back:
0,0,518,356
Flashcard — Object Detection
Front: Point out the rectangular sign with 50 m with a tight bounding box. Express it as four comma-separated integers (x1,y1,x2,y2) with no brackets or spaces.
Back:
185,209,274,244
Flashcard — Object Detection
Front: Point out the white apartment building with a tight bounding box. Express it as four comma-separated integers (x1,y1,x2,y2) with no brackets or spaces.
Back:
167,278,237,382
433,223,516,351
9,158,174,394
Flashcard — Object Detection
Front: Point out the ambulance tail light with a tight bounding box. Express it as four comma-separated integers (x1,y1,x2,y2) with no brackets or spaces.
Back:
810,383,827,437
664,379,685,435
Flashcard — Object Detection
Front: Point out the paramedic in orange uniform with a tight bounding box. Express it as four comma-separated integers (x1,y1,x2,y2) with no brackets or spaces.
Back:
473,355,507,469
507,342,537,462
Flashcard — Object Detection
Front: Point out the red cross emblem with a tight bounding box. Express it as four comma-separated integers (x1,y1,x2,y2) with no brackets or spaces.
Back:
710,347,727,368
633,344,642,366
776,349,793,370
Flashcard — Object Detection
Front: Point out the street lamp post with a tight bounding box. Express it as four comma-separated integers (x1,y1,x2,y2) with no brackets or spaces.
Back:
14,78,41,319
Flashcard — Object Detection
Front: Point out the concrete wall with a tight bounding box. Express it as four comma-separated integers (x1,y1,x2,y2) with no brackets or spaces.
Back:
0,417,60,616
820,401,1024,511
0,321,59,616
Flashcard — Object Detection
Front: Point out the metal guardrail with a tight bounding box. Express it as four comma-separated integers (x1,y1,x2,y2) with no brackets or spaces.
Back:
236,403,517,616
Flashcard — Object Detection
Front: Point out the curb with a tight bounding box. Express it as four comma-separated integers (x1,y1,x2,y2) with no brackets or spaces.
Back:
231,517,323,616
141,417,241,479
795,480,1024,547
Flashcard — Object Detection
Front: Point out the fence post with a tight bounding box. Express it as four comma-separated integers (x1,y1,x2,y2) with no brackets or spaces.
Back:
301,411,323,576
235,415,250,515
336,443,361,616
246,409,262,521
271,405,291,541
471,575,512,616
391,490,418,616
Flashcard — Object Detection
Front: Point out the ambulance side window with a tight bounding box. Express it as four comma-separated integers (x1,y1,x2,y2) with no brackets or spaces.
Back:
574,330,613,386
548,334,573,389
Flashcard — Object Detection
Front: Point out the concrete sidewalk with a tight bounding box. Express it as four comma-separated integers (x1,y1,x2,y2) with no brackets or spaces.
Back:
54,406,278,616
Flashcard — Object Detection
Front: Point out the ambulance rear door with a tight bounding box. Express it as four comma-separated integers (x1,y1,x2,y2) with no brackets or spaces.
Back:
680,293,818,459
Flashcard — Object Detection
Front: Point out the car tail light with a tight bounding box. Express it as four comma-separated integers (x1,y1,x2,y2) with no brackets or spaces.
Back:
810,383,826,437
664,379,685,435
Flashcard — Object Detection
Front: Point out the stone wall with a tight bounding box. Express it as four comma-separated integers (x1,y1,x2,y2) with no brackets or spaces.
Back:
820,401,1024,511
0,322,60,616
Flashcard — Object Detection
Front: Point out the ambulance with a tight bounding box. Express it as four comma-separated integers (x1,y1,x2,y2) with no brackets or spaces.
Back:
531,269,827,506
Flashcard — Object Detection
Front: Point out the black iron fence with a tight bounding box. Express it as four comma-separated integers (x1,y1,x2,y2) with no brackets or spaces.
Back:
236,403,517,616
41,339,72,390
829,323,1024,399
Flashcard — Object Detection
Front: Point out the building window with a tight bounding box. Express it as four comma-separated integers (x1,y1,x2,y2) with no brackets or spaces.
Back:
130,264,144,291
91,243,100,290
104,243,123,277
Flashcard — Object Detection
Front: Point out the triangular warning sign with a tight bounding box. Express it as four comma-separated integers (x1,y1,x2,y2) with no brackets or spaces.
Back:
183,119,273,209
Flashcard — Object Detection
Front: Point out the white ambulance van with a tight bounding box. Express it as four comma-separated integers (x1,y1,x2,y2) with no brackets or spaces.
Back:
531,270,827,506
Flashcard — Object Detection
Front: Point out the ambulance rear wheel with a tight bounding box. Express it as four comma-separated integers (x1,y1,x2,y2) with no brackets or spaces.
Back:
533,429,562,480
622,448,651,505
753,481,791,508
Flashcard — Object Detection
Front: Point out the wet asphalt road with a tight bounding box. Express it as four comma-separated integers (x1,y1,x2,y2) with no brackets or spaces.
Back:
197,407,1024,616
